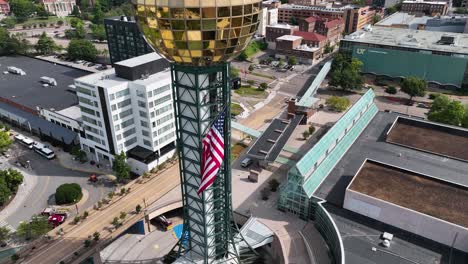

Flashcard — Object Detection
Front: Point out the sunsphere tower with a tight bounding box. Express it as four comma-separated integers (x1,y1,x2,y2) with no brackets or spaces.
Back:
133,1,261,263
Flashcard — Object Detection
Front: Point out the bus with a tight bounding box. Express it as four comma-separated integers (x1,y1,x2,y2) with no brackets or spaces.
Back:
33,142,55,159
14,134,34,149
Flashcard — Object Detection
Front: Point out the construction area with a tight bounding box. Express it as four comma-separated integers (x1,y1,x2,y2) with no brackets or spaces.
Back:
386,116,468,161
349,159,468,228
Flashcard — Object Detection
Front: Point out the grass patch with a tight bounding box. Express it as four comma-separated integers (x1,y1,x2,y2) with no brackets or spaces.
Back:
243,41,267,57
250,71,275,80
231,103,243,116
231,142,248,162
234,86,267,98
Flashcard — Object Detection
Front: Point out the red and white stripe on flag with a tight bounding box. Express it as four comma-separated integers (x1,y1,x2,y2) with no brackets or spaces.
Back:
197,110,226,195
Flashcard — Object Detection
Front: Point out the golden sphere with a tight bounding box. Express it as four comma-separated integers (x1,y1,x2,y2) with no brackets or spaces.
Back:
134,0,262,66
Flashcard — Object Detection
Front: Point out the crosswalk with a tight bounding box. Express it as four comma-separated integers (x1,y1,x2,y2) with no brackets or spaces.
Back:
0,219,15,232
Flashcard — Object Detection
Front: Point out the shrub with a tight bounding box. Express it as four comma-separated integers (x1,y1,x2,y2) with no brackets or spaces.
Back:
308,125,315,134
55,183,82,205
107,192,114,199
119,211,127,220
247,79,255,86
120,188,126,196
326,96,351,112
82,211,89,219
258,82,268,91
268,179,280,192
136,204,142,213
429,93,440,100
260,188,271,201
302,131,310,140
73,216,80,224
11,254,19,262
97,201,102,208
112,217,119,227
385,86,397,94
93,231,100,241
84,239,91,247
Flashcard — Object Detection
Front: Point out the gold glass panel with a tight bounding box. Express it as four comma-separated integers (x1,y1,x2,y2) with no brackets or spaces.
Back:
158,19,171,29
217,18,230,29
147,17,158,28
160,30,173,40
173,56,183,62
186,31,202,40
213,56,221,62
145,0,156,5
190,50,202,57
187,20,201,30
178,49,191,57
231,17,242,27
232,5,243,16
202,7,216,18
188,41,203,50
172,20,185,30
157,7,170,18
186,8,201,19
164,40,175,48
155,0,168,5
202,19,216,30
173,31,186,40
184,0,200,7
171,8,185,19
181,57,192,63
218,7,230,17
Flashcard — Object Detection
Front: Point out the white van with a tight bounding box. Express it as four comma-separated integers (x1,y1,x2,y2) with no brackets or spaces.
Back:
241,158,253,168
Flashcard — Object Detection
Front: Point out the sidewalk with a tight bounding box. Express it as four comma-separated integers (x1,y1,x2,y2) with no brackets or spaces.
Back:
53,148,112,175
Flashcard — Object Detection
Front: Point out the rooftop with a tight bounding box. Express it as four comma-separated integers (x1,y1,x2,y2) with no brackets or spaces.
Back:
324,18,343,28
375,12,431,29
76,67,171,88
277,35,303,41
403,0,447,4
344,26,468,54
315,111,468,206
349,159,468,228
56,105,81,121
114,52,161,68
279,3,349,12
0,56,88,111
293,31,326,41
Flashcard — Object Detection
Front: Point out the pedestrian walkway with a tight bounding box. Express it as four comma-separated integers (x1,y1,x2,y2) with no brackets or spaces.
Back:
53,148,112,175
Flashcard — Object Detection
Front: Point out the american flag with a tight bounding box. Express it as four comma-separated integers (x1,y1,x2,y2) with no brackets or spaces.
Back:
197,109,226,195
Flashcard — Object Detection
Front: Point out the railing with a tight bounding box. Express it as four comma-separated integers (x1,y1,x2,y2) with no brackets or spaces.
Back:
313,201,345,264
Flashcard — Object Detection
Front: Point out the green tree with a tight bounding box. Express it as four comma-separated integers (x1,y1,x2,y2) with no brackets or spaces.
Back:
0,226,11,242
112,151,131,182
386,6,397,14
238,50,248,61
9,0,36,22
302,131,310,140
0,178,11,205
373,14,382,24
55,183,83,205
35,32,57,55
401,76,427,103
2,169,24,193
329,53,363,91
35,4,50,18
71,5,80,16
290,16,298,25
230,67,240,78
288,56,297,66
91,24,106,42
1,17,17,29
428,95,465,126
93,231,100,241
326,96,351,112
135,204,142,213
0,131,12,152
258,82,268,91
0,28,31,55
248,64,254,72
92,2,105,24
16,215,50,240
119,211,127,220
67,39,98,61
70,17,82,28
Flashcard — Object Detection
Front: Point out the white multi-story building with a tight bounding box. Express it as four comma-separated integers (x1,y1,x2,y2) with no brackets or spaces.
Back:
74,53,177,174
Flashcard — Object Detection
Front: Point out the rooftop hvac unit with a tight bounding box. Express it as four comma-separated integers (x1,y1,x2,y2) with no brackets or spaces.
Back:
40,76,57,86
7,66,26,75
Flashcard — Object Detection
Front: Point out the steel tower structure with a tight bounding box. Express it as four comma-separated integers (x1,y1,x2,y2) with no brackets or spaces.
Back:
134,1,262,262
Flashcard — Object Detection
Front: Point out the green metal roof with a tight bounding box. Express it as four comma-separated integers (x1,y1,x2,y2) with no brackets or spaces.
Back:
293,89,376,179
296,61,332,108
231,121,262,138
303,104,378,197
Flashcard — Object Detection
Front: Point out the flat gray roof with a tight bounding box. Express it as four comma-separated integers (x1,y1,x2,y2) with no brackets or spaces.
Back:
315,111,468,205
375,12,430,28
344,27,468,54
114,52,161,68
0,56,88,111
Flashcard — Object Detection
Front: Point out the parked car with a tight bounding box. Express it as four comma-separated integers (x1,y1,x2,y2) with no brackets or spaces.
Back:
417,102,431,109
241,158,253,168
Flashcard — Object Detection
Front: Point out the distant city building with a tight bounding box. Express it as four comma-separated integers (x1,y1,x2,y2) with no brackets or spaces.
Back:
372,0,400,7
299,16,344,45
75,53,176,173
104,16,153,64
376,12,468,33
258,8,268,36
341,27,468,88
262,0,281,9
275,35,322,63
401,0,448,16
278,4,346,24
289,0,325,6
0,0,10,15
343,6,384,33
39,0,76,17
266,23,299,44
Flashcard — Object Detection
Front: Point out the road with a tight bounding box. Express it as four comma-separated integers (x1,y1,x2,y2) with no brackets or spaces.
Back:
21,163,180,264
0,143,112,230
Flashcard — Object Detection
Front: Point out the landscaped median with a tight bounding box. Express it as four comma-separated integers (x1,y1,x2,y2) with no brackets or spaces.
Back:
234,86,268,99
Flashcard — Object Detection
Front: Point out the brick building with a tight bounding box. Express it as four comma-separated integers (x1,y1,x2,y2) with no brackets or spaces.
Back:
343,6,384,33
278,4,346,24
266,23,299,42
401,0,448,16
299,16,344,45
275,35,322,63
289,0,326,6
0,0,9,15
293,31,327,48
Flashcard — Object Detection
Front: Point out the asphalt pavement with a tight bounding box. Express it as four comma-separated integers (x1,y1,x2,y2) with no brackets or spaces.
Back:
0,143,113,229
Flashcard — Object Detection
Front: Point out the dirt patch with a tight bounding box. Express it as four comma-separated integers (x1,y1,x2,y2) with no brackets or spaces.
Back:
349,161,468,228
387,121,468,161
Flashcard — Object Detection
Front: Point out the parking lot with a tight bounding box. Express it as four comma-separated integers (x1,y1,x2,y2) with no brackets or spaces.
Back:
0,142,113,230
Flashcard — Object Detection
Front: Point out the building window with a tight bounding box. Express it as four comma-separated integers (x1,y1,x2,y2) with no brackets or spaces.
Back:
157,113,173,125
137,90,146,98
121,118,135,128
80,106,97,116
142,130,150,137
141,120,149,128
115,124,120,131
119,108,133,119
117,99,132,108
138,101,146,108
111,104,117,111
124,137,137,147
143,139,152,147
115,88,130,98
123,127,136,138
139,111,148,118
